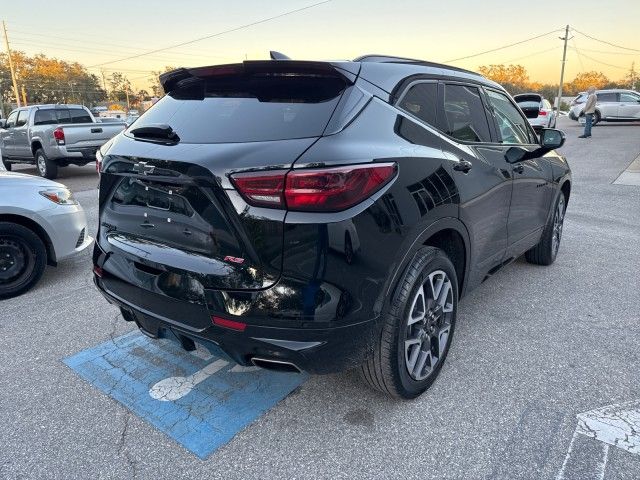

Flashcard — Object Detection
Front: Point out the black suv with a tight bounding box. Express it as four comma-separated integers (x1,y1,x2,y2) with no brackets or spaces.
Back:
93,55,570,399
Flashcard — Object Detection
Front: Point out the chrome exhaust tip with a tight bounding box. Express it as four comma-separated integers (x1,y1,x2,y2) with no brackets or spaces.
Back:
251,357,302,374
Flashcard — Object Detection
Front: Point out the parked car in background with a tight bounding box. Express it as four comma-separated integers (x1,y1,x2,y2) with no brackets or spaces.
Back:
0,171,92,299
514,93,557,131
569,89,640,124
93,55,570,399
0,105,126,179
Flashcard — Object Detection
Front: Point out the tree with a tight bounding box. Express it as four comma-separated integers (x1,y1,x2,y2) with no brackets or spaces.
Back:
107,72,132,103
477,64,530,94
567,71,610,94
0,51,106,106
625,62,638,90
149,66,176,97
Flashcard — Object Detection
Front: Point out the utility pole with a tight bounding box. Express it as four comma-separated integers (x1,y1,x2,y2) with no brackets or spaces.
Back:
101,69,107,92
556,25,570,111
70,82,76,103
21,85,27,106
2,20,21,107
125,86,130,111
0,81,5,117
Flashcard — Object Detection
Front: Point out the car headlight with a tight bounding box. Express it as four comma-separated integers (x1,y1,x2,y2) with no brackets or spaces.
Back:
39,188,78,205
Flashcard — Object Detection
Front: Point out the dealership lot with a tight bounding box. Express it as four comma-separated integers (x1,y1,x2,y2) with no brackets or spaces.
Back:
1,117,639,479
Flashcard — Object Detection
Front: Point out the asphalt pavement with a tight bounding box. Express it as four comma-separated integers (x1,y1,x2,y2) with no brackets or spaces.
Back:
1,116,639,479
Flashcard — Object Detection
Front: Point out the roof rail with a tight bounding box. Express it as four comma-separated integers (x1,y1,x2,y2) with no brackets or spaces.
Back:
353,54,482,76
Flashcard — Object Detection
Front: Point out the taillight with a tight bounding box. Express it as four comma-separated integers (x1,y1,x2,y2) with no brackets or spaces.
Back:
53,127,65,145
230,163,397,212
229,169,287,208
285,163,396,212
539,110,547,116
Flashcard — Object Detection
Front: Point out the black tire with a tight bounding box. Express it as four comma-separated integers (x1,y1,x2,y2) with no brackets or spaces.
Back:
0,222,47,299
1,157,11,171
360,246,458,399
35,149,58,179
525,192,567,266
344,232,354,264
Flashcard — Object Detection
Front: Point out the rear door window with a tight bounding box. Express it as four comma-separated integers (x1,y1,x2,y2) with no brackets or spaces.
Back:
440,84,491,142
398,82,438,126
34,110,59,126
131,74,346,143
15,110,28,127
486,90,532,144
597,92,618,102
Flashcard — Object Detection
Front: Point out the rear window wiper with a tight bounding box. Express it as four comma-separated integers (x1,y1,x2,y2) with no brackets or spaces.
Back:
129,124,180,145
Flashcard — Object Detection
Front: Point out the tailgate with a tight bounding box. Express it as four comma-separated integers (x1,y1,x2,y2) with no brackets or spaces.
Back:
61,123,125,148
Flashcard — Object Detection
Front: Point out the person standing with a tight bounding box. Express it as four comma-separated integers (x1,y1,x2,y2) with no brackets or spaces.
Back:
579,87,597,138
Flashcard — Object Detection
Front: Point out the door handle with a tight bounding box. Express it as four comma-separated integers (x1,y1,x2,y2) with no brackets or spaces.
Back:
453,159,473,173
513,164,525,174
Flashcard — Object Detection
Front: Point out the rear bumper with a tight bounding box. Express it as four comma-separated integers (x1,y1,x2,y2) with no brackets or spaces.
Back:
93,271,378,374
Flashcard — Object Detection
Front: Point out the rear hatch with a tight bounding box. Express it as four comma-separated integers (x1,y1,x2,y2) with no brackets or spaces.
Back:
514,94,543,119
97,61,355,307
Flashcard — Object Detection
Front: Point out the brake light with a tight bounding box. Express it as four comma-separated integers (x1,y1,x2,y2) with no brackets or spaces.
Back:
285,163,396,212
229,170,287,208
212,316,246,332
230,163,397,212
539,110,547,116
53,127,65,145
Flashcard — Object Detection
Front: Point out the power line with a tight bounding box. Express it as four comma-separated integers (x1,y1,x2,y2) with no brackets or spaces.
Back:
445,29,562,62
88,1,332,68
571,47,628,70
573,28,640,53
571,38,585,72
501,46,561,64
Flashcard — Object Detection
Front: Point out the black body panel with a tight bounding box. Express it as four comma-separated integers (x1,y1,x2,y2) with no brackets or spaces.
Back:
93,58,571,374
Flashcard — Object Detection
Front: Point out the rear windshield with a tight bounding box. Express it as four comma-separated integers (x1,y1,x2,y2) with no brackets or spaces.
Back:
130,74,346,143
34,108,93,125
516,101,542,109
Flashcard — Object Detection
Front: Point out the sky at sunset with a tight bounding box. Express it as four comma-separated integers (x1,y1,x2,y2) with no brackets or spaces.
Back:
2,0,639,89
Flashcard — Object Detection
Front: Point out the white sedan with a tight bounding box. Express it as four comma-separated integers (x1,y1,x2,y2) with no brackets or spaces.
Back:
0,167,92,299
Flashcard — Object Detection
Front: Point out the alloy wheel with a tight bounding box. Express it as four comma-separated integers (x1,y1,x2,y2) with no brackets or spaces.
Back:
37,155,47,176
552,195,566,255
404,270,454,381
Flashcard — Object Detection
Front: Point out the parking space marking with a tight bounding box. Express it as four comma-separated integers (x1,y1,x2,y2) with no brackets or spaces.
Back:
64,331,307,459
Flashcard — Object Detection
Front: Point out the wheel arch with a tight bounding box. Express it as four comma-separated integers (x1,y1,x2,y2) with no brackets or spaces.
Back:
31,140,44,156
384,217,471,304
0,214,56,265
560,179,571,202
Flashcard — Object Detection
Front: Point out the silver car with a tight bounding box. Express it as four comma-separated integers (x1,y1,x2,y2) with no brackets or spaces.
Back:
513,93,557,130
569,89,640,124
0,170,92,299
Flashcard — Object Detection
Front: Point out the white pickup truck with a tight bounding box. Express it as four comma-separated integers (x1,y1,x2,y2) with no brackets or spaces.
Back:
0,104,126,179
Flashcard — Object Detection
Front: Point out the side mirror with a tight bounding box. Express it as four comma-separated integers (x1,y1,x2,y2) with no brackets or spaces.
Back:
540,128,565,149
0,120,7,129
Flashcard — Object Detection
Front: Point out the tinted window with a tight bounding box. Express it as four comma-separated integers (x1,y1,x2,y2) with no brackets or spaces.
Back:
5,111,18,128
131,74,346,143
34,109,59,126
399,82,438,126
15,110,28,127
619,92,640,103
441,84,491,142
56,109,71,123
598,92,617,102
543,99,552,109
486,90,532,144
69,108,92,123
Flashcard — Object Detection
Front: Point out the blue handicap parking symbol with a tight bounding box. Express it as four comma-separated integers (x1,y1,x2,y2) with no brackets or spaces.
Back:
64,331,307,459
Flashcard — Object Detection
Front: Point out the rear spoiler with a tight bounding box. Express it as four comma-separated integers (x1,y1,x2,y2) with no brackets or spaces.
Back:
159,60,359,94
